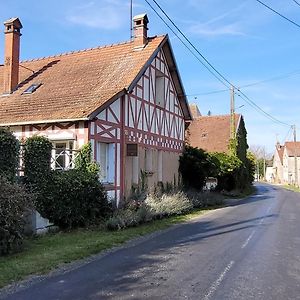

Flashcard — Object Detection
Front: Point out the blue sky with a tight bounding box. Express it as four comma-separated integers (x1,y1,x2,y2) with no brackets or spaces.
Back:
1,0,300,154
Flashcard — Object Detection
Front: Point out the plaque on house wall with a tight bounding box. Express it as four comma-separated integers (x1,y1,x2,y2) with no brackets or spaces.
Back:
127,144,138,156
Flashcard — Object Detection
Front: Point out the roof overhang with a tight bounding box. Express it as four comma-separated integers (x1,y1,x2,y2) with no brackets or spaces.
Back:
0,117,88,127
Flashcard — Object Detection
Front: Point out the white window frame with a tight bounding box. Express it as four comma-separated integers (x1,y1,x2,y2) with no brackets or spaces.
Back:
97,142,115,184
51,140,74,170
155,70,165,107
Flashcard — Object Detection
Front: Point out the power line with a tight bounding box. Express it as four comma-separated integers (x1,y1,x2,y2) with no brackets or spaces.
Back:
254,0,300,29
292,0,300,7
143,0,230,89
147,0,233,88
145,0,292,127
186,70,300,96
236,90,291,127
187,69,300,97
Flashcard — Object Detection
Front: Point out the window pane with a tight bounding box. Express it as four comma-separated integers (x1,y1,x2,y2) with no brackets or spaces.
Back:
55,143,66,170
98,143,108,180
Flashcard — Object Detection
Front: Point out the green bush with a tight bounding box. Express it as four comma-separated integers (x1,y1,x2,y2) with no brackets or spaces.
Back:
74,142,99,174
23,135,52,186
210,152,242,191
0,177,33,255
179,146,215,190
0,128,19,182
39,169,110,229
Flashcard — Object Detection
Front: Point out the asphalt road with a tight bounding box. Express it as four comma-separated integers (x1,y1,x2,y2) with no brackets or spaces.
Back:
2,183,300,300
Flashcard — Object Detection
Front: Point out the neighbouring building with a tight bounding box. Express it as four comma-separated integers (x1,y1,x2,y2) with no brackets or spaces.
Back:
0,15,192,206
272,143,284,184
272,141,300,186
186,105,248,161
282,141,300,185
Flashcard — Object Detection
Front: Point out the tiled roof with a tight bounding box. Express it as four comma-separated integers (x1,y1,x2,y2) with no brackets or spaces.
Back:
284,141,300,157
0,35,190,125
187,114,241,153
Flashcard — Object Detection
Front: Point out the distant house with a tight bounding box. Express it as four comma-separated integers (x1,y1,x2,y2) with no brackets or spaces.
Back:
0,15,192,205
186,105,248,161
272,143,284,184
272,141,300,186
282,142,300,185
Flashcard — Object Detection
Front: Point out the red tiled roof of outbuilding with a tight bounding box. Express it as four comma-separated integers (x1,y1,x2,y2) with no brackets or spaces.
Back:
284,141,300,157
187,114,241,153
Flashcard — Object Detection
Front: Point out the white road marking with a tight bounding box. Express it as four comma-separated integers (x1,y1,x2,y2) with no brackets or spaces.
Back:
267,206,272,214
203,260,235,300
241,230,256,249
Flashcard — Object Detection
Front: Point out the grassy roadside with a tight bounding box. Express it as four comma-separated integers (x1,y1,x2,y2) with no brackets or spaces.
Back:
0,207,218,289
283,185,300,193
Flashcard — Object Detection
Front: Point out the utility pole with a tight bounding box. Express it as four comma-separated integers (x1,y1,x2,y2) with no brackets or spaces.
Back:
230,85,235,140
293,125,298,186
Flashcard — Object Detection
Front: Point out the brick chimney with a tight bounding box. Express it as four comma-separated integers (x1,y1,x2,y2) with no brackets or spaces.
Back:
133,14,148,49
3,17,22,94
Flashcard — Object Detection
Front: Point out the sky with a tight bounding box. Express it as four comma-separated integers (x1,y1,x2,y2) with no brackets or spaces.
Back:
1,0,300,154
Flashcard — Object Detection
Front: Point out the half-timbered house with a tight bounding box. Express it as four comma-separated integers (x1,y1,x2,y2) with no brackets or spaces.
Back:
0,15,192,205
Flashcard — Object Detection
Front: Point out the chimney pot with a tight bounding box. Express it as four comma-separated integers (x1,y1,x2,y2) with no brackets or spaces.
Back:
3,17,22,94
133,14,149,49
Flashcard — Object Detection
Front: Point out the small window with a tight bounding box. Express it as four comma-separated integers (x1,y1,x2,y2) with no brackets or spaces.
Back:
155,71,165,106
51,141,74,170
23,83,42,94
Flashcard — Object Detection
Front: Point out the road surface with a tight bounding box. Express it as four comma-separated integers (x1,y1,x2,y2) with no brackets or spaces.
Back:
2,184,300,299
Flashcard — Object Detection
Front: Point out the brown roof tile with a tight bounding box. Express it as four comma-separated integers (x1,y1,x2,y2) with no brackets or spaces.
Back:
187,114,241,153
0,36,170,125
284,141,300,157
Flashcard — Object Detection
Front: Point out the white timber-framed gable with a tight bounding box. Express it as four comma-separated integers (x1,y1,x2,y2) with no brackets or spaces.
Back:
124,48,185,152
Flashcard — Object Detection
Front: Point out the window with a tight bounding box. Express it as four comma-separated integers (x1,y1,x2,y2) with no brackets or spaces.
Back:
23,83,42,94
155,71,165,106
52,141,74,170
97,142,115,183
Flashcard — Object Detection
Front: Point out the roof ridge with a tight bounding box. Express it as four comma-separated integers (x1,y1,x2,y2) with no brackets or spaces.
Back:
20,35,162,63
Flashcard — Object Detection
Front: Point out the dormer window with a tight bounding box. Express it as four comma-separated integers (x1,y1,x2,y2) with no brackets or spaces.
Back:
23,83,41,94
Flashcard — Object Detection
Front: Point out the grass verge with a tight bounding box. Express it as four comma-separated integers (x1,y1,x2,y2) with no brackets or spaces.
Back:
283,185,300,193
0,207,217,289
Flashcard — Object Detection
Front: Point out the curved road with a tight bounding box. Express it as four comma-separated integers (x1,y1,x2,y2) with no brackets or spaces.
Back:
2,184,300,299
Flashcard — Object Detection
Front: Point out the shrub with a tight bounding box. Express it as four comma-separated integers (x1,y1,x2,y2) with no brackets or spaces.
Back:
74,142,100,175
210,152,242,191
23,135,52,185
0,177,33,255
0,128,19,182
145,192,193,217
105,204,153,231
38,169,110,229
185,190,224,208
179,146,214,190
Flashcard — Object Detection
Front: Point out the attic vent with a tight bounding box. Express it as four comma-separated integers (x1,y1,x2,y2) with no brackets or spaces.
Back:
23,83,42,94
